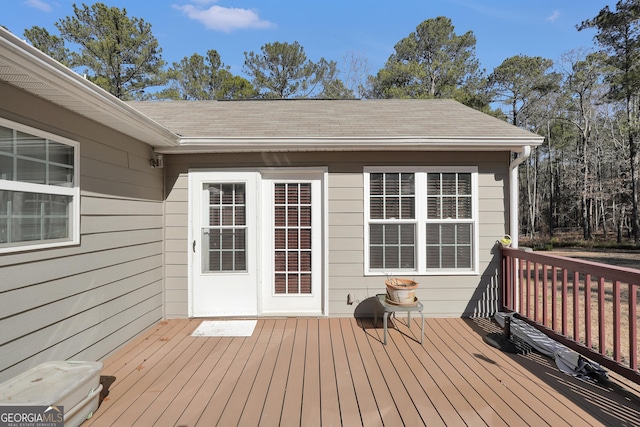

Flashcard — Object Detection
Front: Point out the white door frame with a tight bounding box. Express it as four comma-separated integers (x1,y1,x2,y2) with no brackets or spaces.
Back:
187,168,328,317
188,170,259,317
260,168,327,316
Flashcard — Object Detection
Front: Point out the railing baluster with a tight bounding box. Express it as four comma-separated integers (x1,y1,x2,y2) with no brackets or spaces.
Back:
526,260,532,318
552,265,558,331
519,258,525,315
613,280,621,363
510,255,516,309
585,274,592,350
542,264,548,328
562,269,568,336
573,271,580,343
598,277,606,359
629,283,637,371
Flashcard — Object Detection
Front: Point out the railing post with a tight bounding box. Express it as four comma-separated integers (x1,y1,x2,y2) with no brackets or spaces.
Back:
500,249,507,311
502,251,513,309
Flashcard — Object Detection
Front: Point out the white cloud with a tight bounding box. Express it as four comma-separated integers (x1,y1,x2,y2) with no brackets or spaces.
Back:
175,3,276,33
23,0,52,13
546,10,561,22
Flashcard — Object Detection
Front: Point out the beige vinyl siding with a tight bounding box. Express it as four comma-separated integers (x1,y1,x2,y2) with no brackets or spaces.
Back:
163,151,509,318
163,169,189,318
0,82,164,382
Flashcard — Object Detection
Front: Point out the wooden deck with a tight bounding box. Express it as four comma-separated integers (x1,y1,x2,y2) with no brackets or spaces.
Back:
84,317,640,426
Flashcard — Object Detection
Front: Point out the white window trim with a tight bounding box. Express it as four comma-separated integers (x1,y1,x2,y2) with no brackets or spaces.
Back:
364,166,479,276
0,117,80,254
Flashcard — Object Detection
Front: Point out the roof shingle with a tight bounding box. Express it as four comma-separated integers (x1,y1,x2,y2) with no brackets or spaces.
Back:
128,99,541,142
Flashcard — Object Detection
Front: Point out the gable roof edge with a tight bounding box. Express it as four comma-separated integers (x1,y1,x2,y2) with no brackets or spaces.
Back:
0,28,178,147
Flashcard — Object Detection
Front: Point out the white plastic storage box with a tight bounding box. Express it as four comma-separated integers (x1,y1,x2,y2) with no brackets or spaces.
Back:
0,361,103,427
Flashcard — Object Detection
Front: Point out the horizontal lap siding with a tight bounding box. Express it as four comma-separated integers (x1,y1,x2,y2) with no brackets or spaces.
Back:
164,152,509,319
164,170,189,318
0,83,164,382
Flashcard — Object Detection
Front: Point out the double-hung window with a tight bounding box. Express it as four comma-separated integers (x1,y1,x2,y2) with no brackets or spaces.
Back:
0,118,79,253
365,167,477,275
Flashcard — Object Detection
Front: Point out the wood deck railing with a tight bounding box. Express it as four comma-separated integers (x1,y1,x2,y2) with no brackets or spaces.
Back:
500,247,639,384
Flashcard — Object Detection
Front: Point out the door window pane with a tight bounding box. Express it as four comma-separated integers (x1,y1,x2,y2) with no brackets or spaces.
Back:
202,183,247,272
274,183,312,294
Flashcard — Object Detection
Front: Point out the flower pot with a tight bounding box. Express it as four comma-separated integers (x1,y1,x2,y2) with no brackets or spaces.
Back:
385,278,418,305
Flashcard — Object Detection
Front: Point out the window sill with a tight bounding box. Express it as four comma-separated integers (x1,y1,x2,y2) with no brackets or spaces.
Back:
0,238,79,254
365,269,478,277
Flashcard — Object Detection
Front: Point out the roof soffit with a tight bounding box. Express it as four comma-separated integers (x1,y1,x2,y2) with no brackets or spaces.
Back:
0,28,178,147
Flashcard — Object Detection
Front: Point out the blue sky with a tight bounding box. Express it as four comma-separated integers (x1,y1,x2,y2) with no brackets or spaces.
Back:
3,0,608,79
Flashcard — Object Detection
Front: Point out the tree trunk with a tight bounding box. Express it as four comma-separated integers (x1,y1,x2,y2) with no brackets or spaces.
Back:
580,132,592,240
627,95,640,244
526,151,539,237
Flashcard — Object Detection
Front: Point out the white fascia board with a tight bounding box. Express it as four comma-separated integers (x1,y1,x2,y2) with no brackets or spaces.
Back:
155,135,545,154
0,28,179,147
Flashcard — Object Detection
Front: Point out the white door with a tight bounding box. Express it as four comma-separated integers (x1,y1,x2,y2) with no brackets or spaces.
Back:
260,171,324,315
190,171,258,316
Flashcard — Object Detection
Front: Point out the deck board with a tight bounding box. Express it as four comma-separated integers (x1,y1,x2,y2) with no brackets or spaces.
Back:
328,318,362,427
338,318,381,427
379,320,446,427
448,319,591,425
429,318,532,426
259,318,297,426
318,318,341,427
117,330,207,425
415,319,487,426
236,318,284,427
91,319,198,425
157,336,225,426
84,317,640,427
424,318,509,427
280,318,308,427
137,335,222,425
301,318,322,427
352,317,406,426
175,334,245,426
366,319,426,426
220,322,269,425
